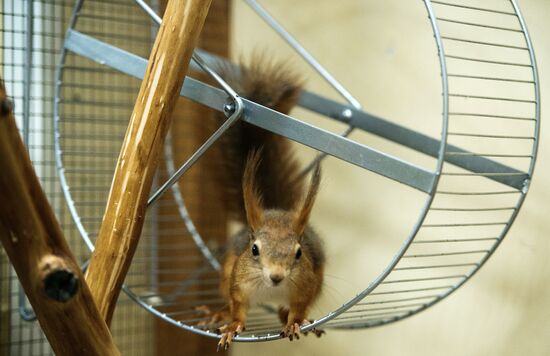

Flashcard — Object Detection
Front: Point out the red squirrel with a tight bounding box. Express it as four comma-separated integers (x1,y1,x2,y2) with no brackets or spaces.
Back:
214,56,326,350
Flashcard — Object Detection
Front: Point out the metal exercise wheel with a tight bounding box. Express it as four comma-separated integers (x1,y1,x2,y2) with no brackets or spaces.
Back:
53,0,539,342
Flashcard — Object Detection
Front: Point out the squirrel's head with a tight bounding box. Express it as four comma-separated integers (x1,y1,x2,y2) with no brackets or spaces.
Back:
242,150,320,287
246,211,304,287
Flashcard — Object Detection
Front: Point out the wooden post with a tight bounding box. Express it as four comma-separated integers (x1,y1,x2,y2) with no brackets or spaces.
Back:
0,82,120,356
155,0,231,356
85,0,213,325
155,1,231,354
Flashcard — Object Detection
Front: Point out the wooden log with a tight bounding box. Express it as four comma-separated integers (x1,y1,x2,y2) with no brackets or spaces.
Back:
85,0,213,325
0,81,120,355
155,1,231,354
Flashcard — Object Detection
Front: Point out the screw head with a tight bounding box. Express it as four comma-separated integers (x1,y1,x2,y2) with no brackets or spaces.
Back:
223,103,235,116
341,108,353,121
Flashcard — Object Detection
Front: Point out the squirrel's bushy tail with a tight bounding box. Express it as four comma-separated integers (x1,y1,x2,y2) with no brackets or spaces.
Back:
217,54,305,221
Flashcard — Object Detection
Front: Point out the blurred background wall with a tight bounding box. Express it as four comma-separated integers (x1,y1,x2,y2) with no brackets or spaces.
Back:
230,1,550,356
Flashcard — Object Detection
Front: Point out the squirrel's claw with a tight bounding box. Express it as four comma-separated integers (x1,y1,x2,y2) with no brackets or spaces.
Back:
281,319,325,341
300,319,326,338
217,321,244,351
303,327,326,338
281,322,302,341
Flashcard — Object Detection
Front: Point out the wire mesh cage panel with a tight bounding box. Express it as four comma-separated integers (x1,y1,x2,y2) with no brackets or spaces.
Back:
0,0,157,354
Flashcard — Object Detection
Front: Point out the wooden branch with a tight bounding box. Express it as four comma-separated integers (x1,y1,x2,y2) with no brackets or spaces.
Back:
85,0,213,325
0,82,120,355
155,1,231,354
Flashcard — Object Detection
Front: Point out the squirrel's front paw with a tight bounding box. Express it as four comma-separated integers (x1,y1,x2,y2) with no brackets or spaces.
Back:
301,319,325,338
217,321,244,351
280,319,309,341
281,321,302,341
280,319,325,341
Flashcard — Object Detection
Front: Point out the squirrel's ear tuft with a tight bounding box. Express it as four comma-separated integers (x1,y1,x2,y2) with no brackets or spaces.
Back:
243,149,264,232
294,163,321,237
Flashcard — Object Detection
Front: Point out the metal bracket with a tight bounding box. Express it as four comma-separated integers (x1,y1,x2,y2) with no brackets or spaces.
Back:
64,30,437,193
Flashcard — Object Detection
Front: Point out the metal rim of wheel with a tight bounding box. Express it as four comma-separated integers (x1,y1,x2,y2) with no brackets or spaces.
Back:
53,0,540,342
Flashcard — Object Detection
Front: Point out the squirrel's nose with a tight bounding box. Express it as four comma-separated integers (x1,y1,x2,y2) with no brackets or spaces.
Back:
270,274,284,285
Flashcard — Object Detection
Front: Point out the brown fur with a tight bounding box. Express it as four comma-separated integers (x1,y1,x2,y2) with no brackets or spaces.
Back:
294,164,321,236
215,55,325,349
218,155,324,348
216,54,305,220
242,150,264,231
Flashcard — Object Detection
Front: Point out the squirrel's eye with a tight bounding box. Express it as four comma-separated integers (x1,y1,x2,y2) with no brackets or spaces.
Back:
295,248,302,260
252,244,260,257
